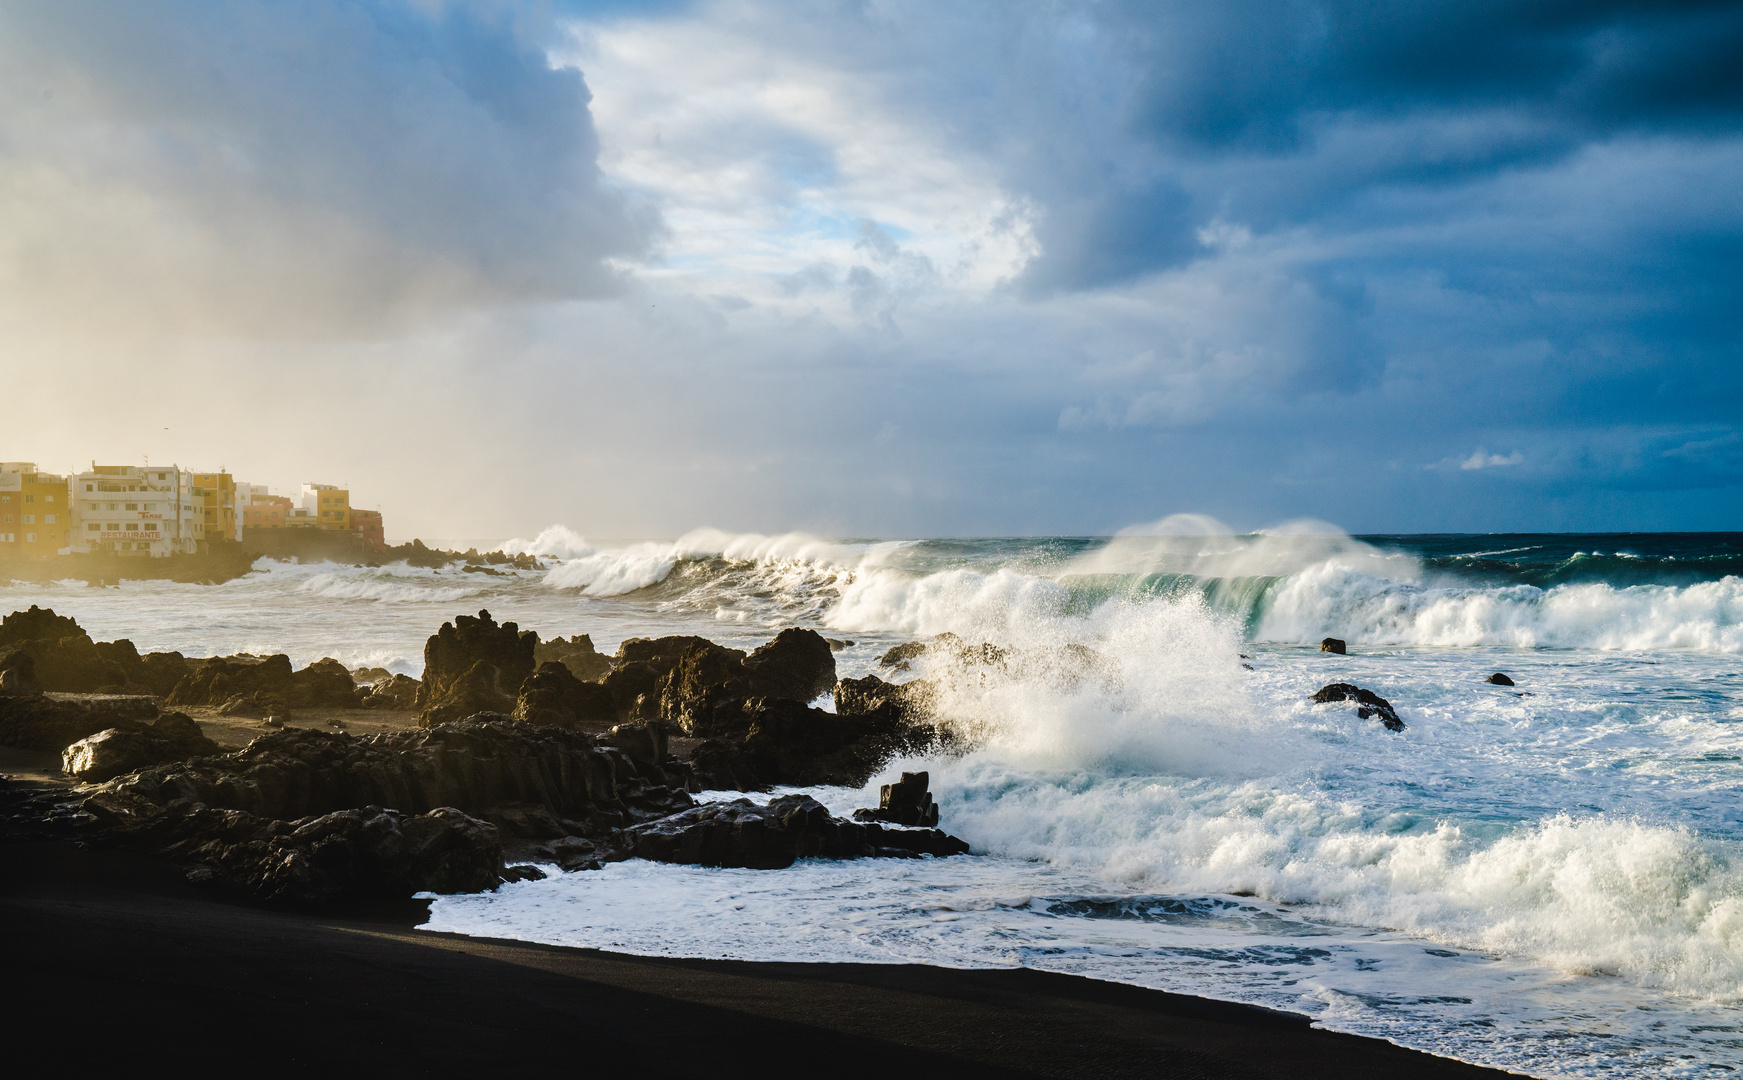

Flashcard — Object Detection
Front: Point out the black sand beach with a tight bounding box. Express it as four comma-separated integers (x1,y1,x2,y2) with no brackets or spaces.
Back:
3,837,1511,1079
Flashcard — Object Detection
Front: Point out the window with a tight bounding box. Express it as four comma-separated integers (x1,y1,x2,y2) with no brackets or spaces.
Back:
144,504,155,511
2,514,10,523
85,484,93,492
44,494,54,503
87,523,99,532
0,533,11,542
25,533,36,543
24,494,34,503
22,514,33,524
107,523,119,531
144,523,159,532
0,495,8,503
125,523,138,532
125,503,137,511
44,514,55,524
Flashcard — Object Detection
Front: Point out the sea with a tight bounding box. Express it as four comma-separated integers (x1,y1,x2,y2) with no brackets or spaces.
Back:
6,519,1742,1077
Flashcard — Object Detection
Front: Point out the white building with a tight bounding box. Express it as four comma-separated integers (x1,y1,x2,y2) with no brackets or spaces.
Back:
68,465,205,556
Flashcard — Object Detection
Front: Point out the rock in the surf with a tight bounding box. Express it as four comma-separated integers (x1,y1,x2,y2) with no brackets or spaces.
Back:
853,770,940,828
515,661,617,729
1486,672,1516,686
617,792,968,870
1311,683,1405,731
1320,637,1347,655
742,628,836,703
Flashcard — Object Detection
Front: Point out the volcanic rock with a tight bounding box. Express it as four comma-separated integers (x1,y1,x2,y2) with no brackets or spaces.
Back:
853,770,939,828
655,641,750,736
1320,638,1347,655
617,793,968,870
689,696,942,790
363,673,421,709
1311,683,1405,731
743,628,836,703
1486,672,1516,686
416,610,537,727
534,634,612,682
515,661,616,729
0,693,162,753
61,712,221,782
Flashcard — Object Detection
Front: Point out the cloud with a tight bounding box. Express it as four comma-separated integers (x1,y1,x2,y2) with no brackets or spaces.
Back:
0,0,655,338
1461,450,1526,470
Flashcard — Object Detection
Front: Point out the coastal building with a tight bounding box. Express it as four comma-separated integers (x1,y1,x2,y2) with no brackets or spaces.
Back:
301,484,351,532
67,464,204,556
350,507,386,550
0,463,72,560
190,471,239,542
242,493,294,531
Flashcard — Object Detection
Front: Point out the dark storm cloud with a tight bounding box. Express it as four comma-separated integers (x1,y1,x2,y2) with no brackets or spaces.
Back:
0,0,654,335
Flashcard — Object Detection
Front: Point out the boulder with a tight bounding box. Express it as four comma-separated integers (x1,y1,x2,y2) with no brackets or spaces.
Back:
1486,672,1516,686
833,673,936,724
515,662,616,729
601,660,665,722
743,628,836,703
416,610,537,727
533,635,612,682
1320,637,1347,655
61,713,221,782
135,652,193,697
1311,683,1405,731
618,793,968,870
290,657,360,708
853,770,939,828
690,696,943,790
363,673,421,709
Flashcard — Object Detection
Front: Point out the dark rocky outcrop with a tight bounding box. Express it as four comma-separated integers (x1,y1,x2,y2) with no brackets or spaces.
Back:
615,793,969,870
0,604,84,646
1311,683,1405,731
689,697,944,791
515,662,616,729
742,629,836,703
0,693,162,753
1320,638,1347,655
655,641,751,735
61,712,221,782
168,654,295,709
82,718,695,837
416,610,538,727
853,770,939,828
833,673,937,725
165,804,502,906
1486,672,1516,686
533,634,612,682
0,607,193,697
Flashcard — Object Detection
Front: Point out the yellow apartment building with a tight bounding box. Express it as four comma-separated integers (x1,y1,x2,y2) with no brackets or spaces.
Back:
301,483,351,531
0,463,72,560
190,471,238,542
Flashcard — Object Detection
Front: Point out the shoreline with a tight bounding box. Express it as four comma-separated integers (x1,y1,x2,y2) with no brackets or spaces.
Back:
3,835,1513,1077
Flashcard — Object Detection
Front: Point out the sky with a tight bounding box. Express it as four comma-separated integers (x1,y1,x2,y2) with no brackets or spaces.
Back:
2,0,1739,540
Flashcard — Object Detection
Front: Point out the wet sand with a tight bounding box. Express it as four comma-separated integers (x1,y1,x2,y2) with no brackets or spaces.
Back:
0,835,1512,1078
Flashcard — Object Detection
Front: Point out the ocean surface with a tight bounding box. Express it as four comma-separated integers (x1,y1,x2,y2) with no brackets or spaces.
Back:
6,520,1743,1076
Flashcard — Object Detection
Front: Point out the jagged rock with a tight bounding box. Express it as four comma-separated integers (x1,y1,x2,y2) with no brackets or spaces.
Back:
217,691,288,718
363,673,421,709
417,610,537,727
615,635,718,669
81,718,694,836
516,661,616,729
833,673,936,723
61,713,220,782
1311,683,1405,731
0,635,131,694
168,654,295,707
533,635,612,682
656,641,751,735
824,638,854,651
617,793,969,870
0,605,85,646
690,697,943,791
853,770,939,828
602,660,664,722
351,666,393,685
1486,672,1516,686
167,804,503,906
136,652,193,697
743,628,836,703
878,640,929,671
1320,637,1347,654
0,693,161,753
528,835,602,872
